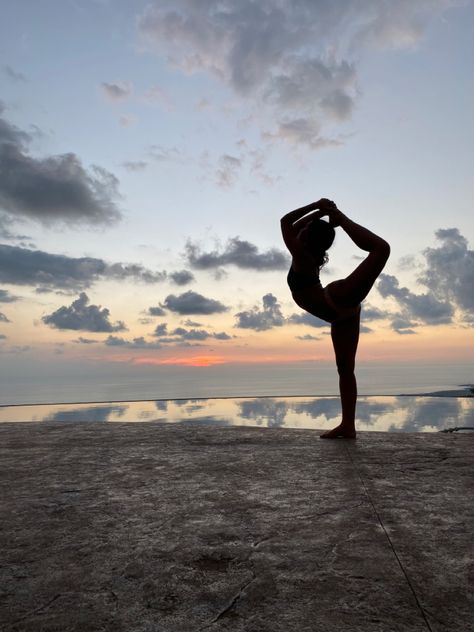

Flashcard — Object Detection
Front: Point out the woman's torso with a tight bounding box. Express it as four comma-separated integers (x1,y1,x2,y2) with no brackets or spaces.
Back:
287,258,336,322
287,265,322,292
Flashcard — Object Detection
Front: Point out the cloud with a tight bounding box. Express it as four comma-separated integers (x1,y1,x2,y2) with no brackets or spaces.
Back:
161,290,228,315
154,325,232,342
148,306,166,317
378,273,453,325
235,293,284,331
215,154,242,187
169,269,195,285
288,311,329,329
151,323,190,343
155,324,232,343
0,334,6,340
0,288,19,303
185,237,289,271
105,262,167,284
101,81,132,101
265,56,356,118
0,213,32,242
362,304,390,321
261,56,357,148
0,244,105,289
153,323,168,336
42,293,127,332
200,141,280,189
419,228,474,315
262,117,342,150
3,65,27,83
148,145,183,163
213,331,232,340
0,244,167,290
73,337,100,344
375,228,474,329
349,1,467,51
296,334,321,341
137,1,461,147
105,335,162,348
0,150,122,226
389,316,417,335
242,143,280,186
0,103,31,146
0,105,122,226
138,2,342,93
122,160,148,172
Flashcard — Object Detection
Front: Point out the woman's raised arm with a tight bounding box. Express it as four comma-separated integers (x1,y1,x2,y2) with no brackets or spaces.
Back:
280,200,319,228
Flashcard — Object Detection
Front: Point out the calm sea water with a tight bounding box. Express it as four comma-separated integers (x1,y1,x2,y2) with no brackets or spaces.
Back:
0,361,472,406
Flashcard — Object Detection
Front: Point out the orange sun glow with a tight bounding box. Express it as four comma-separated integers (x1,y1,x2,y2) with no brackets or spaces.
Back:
134,355,227,367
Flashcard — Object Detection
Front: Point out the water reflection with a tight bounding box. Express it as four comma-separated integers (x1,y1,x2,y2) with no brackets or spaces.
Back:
391,396,464,433
239,399,289,428
44,404,128,423
155,400,168,413
1,395,473,432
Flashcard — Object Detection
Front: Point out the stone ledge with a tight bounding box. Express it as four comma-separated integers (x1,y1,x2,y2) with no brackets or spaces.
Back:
0,424,472,631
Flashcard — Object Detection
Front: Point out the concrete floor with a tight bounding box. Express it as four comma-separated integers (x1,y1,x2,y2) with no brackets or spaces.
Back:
0,423,472,632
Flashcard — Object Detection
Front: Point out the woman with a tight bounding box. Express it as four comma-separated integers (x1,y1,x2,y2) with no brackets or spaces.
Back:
281,198,390,439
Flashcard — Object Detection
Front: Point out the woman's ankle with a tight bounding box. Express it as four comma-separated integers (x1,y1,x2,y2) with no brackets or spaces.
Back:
340,419,355,430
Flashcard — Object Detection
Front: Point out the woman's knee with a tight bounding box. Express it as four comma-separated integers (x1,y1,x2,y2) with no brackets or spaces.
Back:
376,239,391,261
367,239,390,272
336,359,355,377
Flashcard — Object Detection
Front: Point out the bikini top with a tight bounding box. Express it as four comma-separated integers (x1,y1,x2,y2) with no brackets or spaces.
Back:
287,265,322,292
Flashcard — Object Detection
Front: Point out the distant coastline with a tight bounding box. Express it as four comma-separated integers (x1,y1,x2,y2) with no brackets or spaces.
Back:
397,384,474,398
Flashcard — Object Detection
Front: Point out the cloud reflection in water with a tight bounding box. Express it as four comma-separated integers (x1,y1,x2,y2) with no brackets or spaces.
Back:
0,396,472,433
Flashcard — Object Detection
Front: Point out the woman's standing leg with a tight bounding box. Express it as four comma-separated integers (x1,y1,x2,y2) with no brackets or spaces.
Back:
320,212,389,437
320,309,360,439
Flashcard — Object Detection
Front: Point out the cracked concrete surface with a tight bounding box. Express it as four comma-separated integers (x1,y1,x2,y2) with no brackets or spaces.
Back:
0,423,472,631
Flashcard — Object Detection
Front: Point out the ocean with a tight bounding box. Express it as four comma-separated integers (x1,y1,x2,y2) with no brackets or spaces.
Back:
0,361,472,406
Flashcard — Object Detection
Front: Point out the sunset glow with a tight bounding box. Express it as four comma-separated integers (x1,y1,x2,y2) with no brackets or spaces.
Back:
135,356,228,368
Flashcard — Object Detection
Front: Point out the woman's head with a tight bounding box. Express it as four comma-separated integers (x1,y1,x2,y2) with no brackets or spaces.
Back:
298,219,335,268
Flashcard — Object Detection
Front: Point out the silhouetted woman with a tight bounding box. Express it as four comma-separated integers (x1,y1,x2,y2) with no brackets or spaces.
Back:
281,198,390,438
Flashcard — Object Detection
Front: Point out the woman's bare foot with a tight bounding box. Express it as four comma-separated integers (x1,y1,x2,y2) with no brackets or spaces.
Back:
320,424,356,439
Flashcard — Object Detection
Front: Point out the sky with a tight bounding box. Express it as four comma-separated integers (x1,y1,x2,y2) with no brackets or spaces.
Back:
0,0,473,390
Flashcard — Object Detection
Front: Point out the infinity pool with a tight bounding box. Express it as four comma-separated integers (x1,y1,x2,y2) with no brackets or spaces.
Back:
1,395,473,432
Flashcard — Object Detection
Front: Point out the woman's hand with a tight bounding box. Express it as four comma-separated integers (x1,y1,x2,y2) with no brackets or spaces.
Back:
315,198,337,210
313,199,345,226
